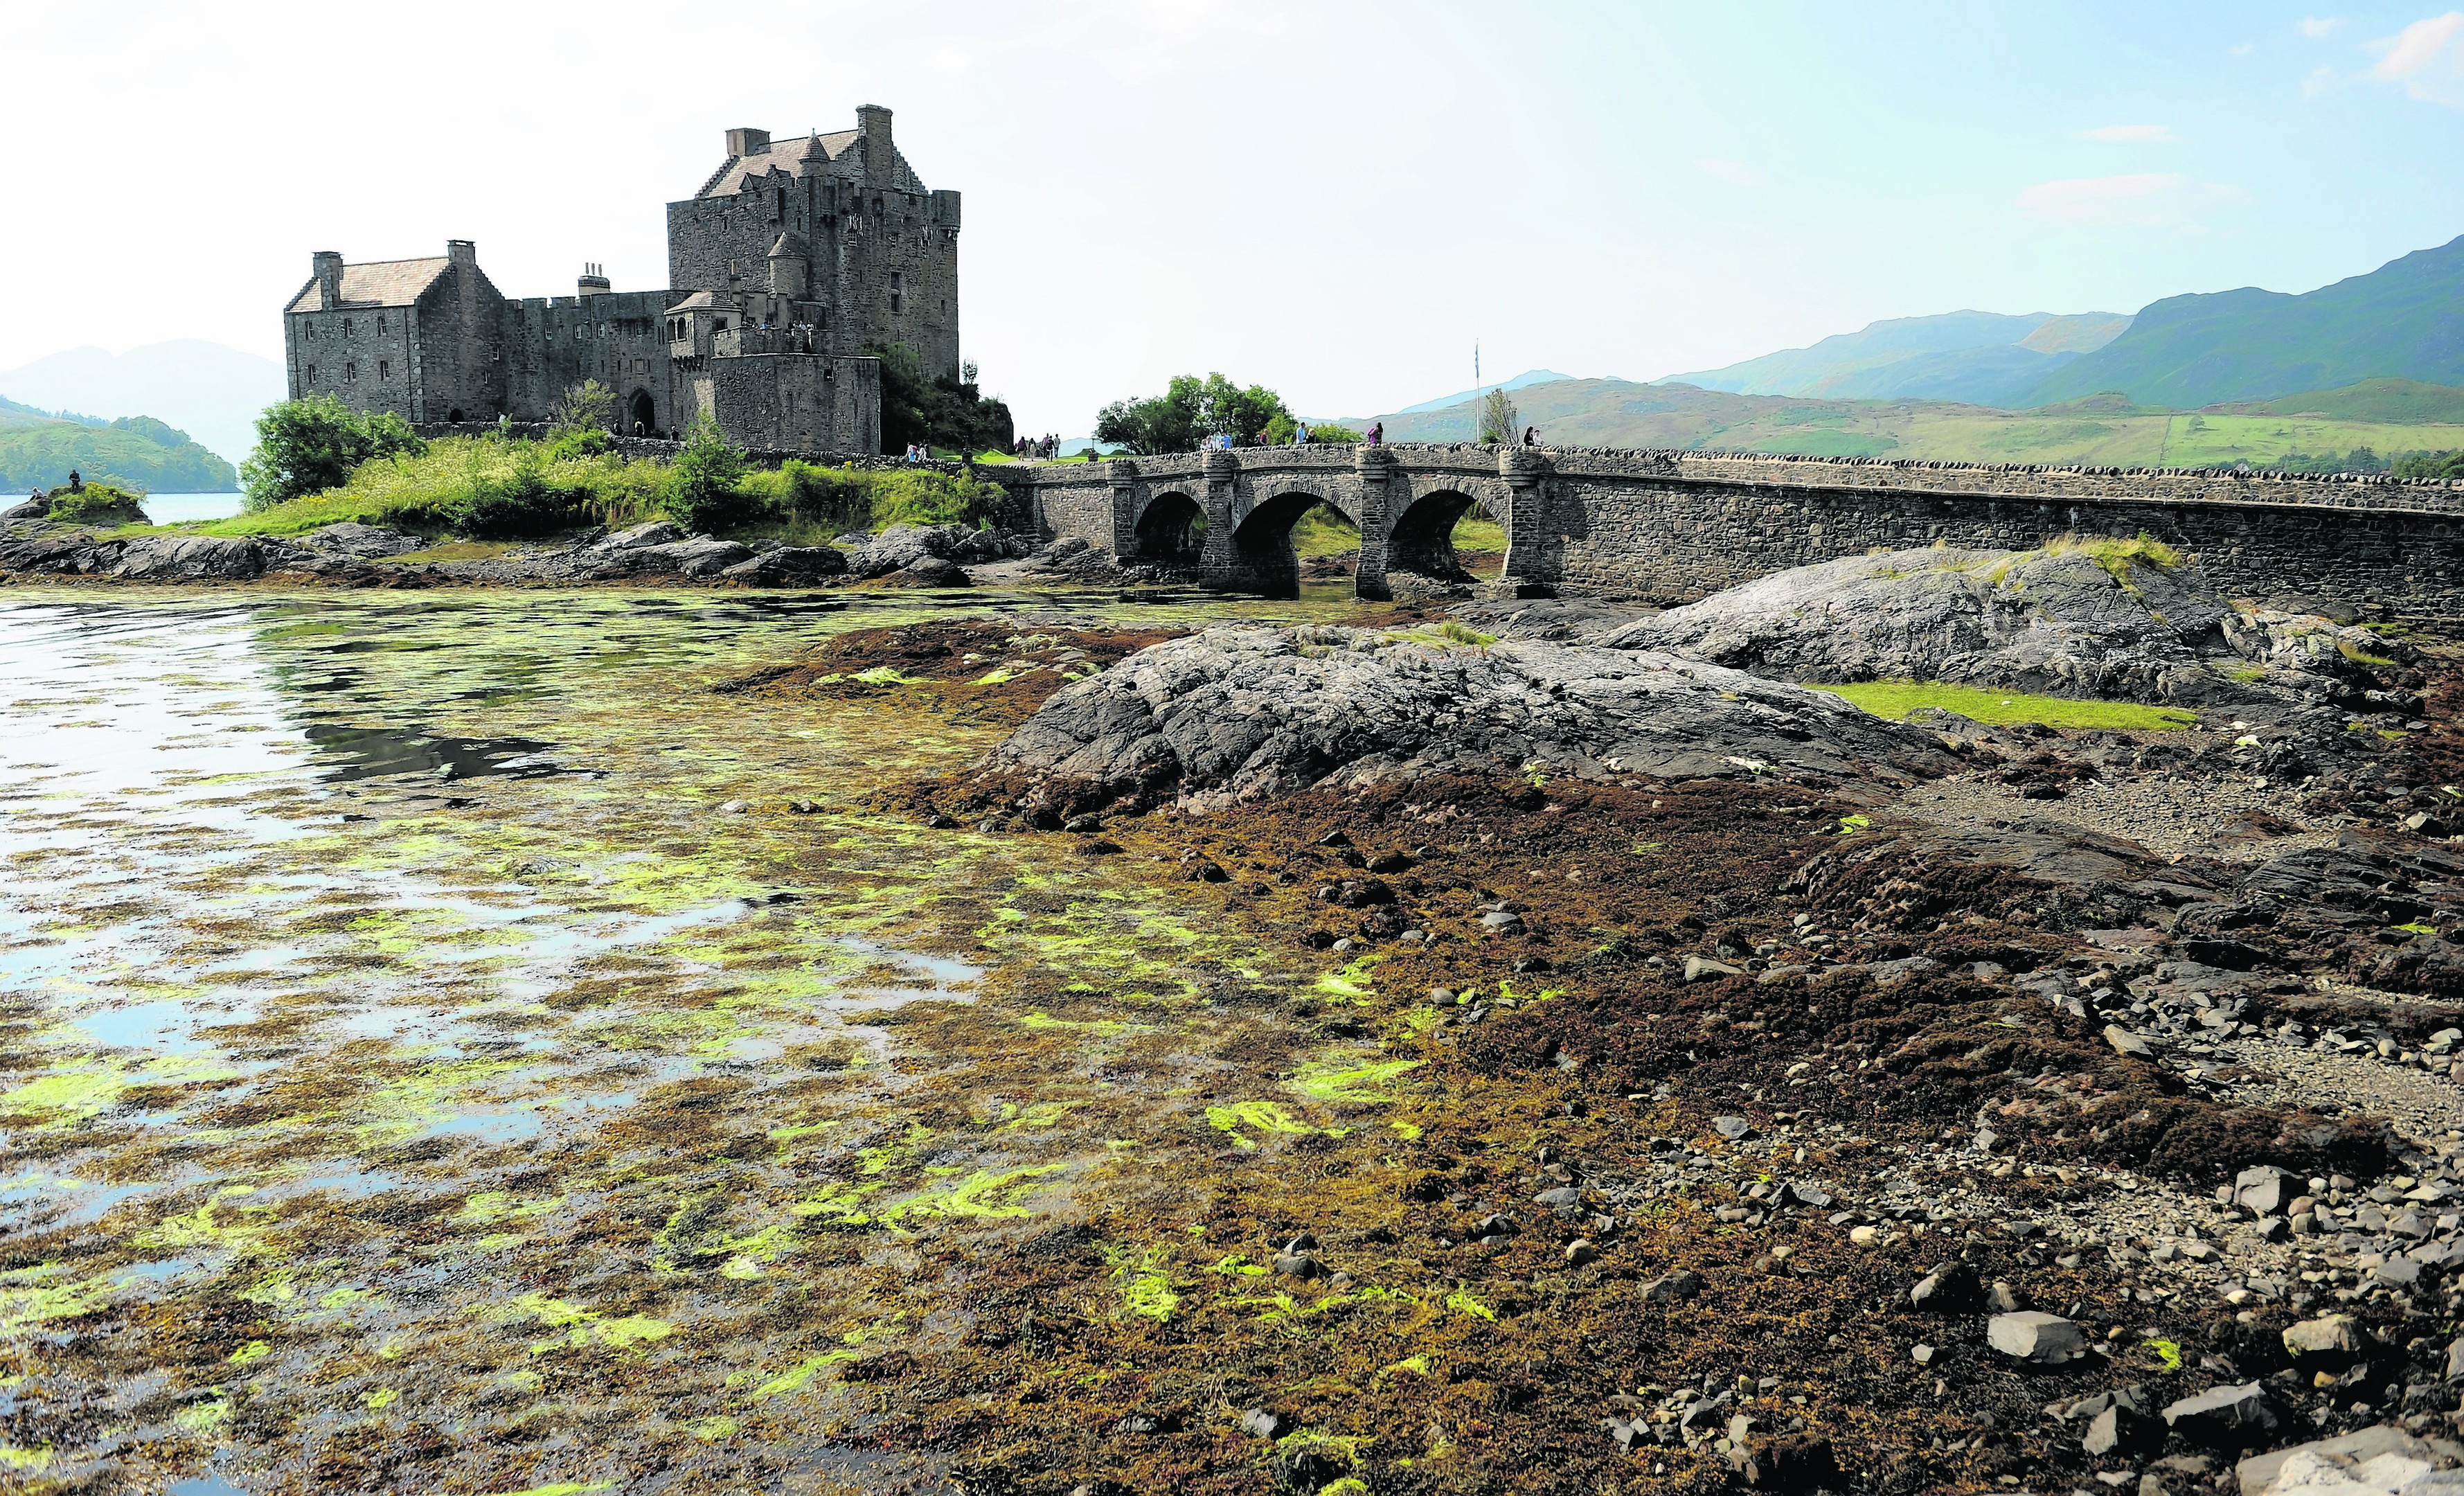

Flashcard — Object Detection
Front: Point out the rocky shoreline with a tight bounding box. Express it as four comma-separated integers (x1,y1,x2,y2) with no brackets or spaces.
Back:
816,544,2464,1493
0,516,1159,591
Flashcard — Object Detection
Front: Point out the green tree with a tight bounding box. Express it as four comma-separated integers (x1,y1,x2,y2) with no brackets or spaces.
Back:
871,343,1015,455
240,394,426,510
1093,373,1291,454
2395,449,2464,480
1477,389,1519,445
552,379,618,436
662,413,749,531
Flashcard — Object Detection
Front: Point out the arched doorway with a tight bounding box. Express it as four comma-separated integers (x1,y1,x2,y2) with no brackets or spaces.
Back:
447,407,464,423
627,389,656,438
1132,492,1205,564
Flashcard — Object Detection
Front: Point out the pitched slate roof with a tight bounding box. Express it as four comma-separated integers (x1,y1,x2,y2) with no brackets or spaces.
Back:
697,129,922,199
285,256,450,313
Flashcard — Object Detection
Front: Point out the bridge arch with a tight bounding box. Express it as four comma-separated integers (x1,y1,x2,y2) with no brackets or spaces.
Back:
1387,488,1483,580
1226,487,1353,599
1128,490,1206,564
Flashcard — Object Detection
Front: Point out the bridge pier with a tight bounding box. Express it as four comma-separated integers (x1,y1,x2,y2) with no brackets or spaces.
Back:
1352,445,1398,601
1495,448,1552,596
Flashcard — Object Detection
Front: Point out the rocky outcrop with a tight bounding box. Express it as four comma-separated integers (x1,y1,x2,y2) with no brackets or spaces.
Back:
983,624,1954,808
718,546,848,585
108,535,268,581
296,522,424,558
843,523,1015,580
1598,545,2421,713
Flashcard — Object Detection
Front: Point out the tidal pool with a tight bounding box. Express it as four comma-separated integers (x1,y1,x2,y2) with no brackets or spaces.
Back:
0,584,1374,1493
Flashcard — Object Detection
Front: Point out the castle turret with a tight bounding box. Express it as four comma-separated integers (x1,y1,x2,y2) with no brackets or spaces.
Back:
856,105,891,177
766,235,808,299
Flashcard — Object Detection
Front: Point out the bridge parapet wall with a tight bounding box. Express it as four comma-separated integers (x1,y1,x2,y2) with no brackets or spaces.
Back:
988,444,2464,620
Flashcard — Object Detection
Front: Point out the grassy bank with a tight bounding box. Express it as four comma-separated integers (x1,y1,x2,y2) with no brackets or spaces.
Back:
195,436,1009,542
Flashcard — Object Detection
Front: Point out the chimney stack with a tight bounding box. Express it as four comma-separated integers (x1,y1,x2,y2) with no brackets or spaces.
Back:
445,239,478,269
578,262,611,298
855,105,891,177
312,250,343,307
724,126,770,159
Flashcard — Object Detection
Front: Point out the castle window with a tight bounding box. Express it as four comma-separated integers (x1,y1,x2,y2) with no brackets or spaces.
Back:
891,294,902,314
376,314,386,334
380,360,390,380
346,361,357,382
775,186,785,218
343,317,354,337
305,364,318,383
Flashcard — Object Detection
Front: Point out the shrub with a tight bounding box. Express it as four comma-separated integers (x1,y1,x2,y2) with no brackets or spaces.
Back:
546,427,610,462
45,482,149,527
240,395,427,510
661,416,751,532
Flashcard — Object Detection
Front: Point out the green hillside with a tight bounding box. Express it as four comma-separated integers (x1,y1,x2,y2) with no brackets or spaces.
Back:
2020,234,2464,409
1349,378,2464,470
0,412,237,494
2222,377,2464,425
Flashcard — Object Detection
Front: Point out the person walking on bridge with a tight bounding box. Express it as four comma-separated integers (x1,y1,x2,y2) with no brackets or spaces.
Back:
1366,421,1382,446
1522,425,1539,447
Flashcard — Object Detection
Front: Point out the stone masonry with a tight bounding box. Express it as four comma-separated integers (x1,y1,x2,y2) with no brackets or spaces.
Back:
992,446,2464,623
280,105,949,456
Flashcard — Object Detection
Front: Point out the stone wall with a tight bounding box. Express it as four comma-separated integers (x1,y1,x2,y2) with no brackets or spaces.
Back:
990,444,2464,622
500,292,675,434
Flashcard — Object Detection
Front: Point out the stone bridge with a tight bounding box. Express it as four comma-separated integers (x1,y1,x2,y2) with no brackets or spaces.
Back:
989,444,2464,622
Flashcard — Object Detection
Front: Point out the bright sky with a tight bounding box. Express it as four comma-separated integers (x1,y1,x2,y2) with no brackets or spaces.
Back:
7,1,2462,431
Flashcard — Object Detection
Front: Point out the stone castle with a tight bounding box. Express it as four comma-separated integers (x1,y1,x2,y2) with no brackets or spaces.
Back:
281,106,958,455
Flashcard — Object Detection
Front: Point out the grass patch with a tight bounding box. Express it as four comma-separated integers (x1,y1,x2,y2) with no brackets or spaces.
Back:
2044,530,2183,583
1807,679,2197,732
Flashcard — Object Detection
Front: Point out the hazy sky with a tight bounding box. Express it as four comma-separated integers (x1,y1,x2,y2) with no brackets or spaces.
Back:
8,1,2463,431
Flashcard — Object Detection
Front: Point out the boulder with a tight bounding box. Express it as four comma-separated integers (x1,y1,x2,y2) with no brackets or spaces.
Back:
2106,1024,2156,1058
1642,1270,1703,1302
594,519,685,551
614,537,752,578
109,535,265,581
2236,1425,2464,1496
1908,1261,1980,1312
1684,955,1743,983
719,546,848,585
297,522,422,558
1986,1310,2085,1366
2,495,48,519
2084,1402,2160,1457
982,625,1956,810
2283,1314,2373,1366
876,554,972,588
845,523,1003,578
2162,1382,2277,1445
1595,543,2418,714
2239,1165,2296,1218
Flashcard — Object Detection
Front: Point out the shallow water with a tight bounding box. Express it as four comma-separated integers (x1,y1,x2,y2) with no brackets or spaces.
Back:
0,582,1373,1491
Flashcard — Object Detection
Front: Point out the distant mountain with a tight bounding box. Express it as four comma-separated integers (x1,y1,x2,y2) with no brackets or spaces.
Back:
0,341,285,467
2019,236,2464,409
1392,368,1575,416
1666,310,2130,405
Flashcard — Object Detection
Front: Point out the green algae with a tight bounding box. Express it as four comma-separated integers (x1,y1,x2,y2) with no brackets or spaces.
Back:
0,1445,54,1472
508,1292,675,1355
1204,1100,1321,1150
0,1265,116,1330
1289,1058,1420,1105
1103,1245,1180,1322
